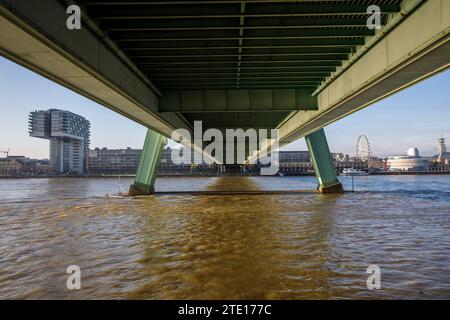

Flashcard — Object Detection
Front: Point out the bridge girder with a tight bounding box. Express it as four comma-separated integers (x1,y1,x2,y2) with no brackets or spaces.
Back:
1,0,449,159
158,88,318,113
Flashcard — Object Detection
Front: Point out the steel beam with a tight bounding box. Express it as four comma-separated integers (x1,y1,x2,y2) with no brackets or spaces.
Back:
92,4,400,19
120,38,364,47
305,129,343,193
159,84,316,90
80,0,387,4
277,0,450,147
138,60,343,66
146,66,337,71
105,20,370,32
159,89,317,112
113,29,374,40
129,129,166,196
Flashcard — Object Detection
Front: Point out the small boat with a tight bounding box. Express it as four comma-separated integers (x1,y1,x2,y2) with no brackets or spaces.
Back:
341,168,369,176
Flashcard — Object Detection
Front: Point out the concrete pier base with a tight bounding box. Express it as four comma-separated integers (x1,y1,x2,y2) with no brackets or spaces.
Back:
319,182,344,194
128,184,155,196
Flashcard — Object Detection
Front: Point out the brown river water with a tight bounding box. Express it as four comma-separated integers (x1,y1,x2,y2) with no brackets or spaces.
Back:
0,175,449,299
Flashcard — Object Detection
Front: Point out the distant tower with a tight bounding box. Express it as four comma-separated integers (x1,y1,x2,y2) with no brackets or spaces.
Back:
29,109,90,174
437,137,447,154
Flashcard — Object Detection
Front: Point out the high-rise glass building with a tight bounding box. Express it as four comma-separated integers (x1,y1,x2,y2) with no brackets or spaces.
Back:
29,109,90,174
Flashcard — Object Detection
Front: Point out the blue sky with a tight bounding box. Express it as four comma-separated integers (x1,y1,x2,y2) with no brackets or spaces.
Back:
0,56,449,159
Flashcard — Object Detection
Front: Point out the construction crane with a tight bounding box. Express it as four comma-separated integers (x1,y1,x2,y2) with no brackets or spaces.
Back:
0,148,10,158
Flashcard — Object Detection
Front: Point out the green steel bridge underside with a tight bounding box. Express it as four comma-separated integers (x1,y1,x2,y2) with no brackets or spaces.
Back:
1,0,449,193
75,0,401,129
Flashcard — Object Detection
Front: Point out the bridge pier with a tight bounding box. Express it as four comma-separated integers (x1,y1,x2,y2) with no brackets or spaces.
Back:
129,129,166,196
305,129,343,193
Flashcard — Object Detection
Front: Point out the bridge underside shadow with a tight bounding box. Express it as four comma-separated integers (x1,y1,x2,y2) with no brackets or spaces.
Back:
0,0,448,195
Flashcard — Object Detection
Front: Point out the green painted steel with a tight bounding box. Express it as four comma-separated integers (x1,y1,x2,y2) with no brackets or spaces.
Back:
132,129,166,193
159,88,317,112
75,0,404,130
305,128,342,192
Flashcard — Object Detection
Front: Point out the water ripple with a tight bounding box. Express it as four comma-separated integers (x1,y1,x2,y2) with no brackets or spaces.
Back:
0,176,449,299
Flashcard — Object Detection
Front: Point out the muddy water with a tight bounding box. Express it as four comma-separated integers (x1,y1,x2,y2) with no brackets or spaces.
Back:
0,176,449,299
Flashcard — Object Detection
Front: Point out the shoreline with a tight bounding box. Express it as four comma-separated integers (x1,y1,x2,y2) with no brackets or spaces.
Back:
1,171,450,179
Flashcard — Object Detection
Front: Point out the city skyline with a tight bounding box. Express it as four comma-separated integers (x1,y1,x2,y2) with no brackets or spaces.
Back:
1,56,449,159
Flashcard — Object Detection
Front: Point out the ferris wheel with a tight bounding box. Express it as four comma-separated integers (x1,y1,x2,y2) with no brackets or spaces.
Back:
356,135,371,160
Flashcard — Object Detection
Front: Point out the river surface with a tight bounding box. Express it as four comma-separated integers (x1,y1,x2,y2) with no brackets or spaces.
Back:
0,175,449,299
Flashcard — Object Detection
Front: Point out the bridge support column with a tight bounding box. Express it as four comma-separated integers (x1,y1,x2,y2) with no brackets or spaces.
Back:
305,129,343,193
129,129,166,196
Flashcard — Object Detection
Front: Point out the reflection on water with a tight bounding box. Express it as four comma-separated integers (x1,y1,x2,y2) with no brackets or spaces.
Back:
0,176,449,299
